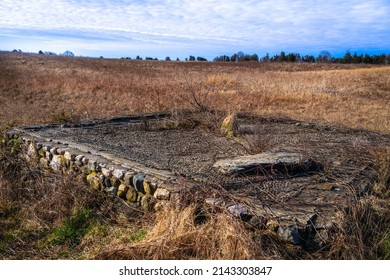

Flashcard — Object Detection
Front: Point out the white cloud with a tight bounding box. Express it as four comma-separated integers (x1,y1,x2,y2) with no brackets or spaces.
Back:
0,0,389,57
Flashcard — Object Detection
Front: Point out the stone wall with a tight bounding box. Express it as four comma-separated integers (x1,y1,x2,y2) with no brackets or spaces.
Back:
1,129,184,212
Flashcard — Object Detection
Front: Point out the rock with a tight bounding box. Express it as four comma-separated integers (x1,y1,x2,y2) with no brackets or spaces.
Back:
105,186,118,196
204,198,224,206
101,167,112,177
87,172,102,190
126,187,138,203
75,154,84,162
140,193,151,210
153,188,170,200
227,203,250,220
88,160,99,172
64,151,75,161
124,172,135,185
143,180,155,195
50,147,59,155
133,173,147,193
42,145,51,152
213,151,318,176
220,113,238,137
112,168,126,180
81,157,89,165
277,225,303,245
45,151,53,160
50,155,65,171
117,184,129,199
27,143,37,159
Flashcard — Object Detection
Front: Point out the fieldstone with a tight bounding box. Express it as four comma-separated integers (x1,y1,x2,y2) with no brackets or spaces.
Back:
42,145,51,152
27,143,37,159
117,184,129,199
153,188,170,200
133,173,147,193
75,154,84,162
36,143,43,150
213,151,318,176
204,198,224,206
105,186,118,196
57,147,69,155
86,172,102,190
46,152,52,160
143,180,155,195
88,160,99,171
81,157,89,165
126,187,138,203
124,172,135,185
140,193,151,210
50,155,65,171
103,177,112,188
220,113,238,137
113,168,126,180
277,225,303,245
227,203,250,220
101,167,112,178
64,151,75,161
50,147,59,155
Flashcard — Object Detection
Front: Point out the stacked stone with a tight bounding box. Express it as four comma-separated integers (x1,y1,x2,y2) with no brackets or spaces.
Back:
2,131,173,211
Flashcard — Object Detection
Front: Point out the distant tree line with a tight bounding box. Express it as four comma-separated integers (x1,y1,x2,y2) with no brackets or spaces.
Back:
213,50,390,64
9,49,389,64
120,55,208,62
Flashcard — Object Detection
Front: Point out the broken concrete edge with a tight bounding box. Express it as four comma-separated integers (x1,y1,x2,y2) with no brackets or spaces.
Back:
9,111,173,132
212,151,322,176
204,196,338,249
2,129,189,211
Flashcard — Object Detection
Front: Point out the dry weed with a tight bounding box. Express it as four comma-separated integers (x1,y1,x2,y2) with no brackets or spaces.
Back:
95,204,260,260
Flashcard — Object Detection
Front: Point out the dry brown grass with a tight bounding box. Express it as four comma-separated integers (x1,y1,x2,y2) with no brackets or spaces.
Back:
95,204,260,260
1,52,389,133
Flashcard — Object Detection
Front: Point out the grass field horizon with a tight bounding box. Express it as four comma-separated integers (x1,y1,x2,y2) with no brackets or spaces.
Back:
1,52,389,133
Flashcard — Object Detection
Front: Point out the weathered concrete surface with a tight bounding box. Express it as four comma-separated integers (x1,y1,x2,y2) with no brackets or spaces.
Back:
213,151,318,176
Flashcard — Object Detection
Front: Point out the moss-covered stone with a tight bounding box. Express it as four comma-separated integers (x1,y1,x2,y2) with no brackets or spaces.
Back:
220,113,238,137
141,193,151,211
126,187,138,203
87,171,103,190
143,180,155,195
117,184,129,199
50,155,66,171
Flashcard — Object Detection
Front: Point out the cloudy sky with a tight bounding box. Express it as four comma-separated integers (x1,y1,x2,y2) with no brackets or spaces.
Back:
0,0,389,59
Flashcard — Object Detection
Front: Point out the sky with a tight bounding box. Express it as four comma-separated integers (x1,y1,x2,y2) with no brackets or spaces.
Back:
0,0,389,60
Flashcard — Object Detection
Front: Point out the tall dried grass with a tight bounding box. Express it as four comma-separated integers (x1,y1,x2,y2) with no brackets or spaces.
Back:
95,204,260,260
1,53,389,133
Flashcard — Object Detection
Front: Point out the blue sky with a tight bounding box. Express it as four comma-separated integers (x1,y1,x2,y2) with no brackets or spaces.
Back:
0,0,389,59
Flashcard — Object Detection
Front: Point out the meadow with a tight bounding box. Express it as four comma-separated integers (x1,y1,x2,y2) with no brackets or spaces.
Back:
0,52,389,260
1,52,389,133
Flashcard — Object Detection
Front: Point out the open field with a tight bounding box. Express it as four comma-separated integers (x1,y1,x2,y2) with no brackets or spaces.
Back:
1,52,390,260
1,52,389,133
